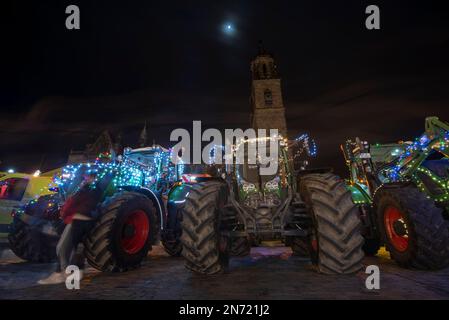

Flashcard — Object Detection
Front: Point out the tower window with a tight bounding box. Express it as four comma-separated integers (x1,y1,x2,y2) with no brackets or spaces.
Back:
264,89,273,106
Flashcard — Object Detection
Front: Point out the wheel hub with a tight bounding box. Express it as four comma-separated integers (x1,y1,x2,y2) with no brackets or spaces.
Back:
123,224,136,238
121,210,150,254
384,206,409,252
392,219,407,237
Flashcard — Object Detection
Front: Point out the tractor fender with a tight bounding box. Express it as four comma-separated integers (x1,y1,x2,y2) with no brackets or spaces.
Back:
377,182,413,190
370,182,413,199
165,179,226,230
120,186,166,230
297,167,333,176
165,183,191,230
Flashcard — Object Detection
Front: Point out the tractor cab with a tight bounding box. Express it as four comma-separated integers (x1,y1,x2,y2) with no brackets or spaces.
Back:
236,160,283,209
230,138,290,235
123,145,177,193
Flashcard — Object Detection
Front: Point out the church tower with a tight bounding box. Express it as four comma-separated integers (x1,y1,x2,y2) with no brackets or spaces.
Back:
250,44,288,138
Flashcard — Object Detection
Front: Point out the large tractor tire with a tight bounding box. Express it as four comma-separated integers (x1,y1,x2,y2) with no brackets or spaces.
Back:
8,219,58,262
230,237,251,257
161,229,182,257
162,236,182,257
162,238,182,257
300,173,364,274
84,191,157,272
374,186,449,269
180,181,230,274
8,194,62,263
162,209,183,257
289,237,310,257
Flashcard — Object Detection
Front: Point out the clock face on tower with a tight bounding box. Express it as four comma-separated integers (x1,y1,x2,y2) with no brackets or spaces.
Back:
264,89,273,106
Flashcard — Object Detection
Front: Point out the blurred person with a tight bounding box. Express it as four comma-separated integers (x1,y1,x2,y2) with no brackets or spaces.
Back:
38,171,105,285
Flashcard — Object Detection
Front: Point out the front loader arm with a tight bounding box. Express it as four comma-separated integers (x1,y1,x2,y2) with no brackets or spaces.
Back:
425,116,449,138
380,116,449,180
341,138,377,201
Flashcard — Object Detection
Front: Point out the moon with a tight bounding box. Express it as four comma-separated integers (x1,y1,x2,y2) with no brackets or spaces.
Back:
222,22,235,35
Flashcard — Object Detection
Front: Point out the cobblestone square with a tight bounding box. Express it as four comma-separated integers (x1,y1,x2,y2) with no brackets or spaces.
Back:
1,244,448,300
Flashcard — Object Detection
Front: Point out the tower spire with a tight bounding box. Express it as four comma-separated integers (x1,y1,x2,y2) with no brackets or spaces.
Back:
139,121,148,147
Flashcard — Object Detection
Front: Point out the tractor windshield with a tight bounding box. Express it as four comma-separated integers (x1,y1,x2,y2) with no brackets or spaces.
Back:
238,163,279,184
236,141,280,184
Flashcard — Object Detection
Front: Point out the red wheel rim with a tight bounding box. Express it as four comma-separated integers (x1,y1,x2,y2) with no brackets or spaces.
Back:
384,206,409,252
121,210,150,254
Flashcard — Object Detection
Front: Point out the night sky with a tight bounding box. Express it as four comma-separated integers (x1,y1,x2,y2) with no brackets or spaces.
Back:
2,0,449,175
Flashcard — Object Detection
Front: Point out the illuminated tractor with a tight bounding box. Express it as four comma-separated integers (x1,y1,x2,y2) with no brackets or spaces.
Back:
341,116,449,269
8,146,187,271
180,135,365,275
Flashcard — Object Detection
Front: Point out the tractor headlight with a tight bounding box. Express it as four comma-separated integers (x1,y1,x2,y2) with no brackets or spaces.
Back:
265,179,279,190
242,183,256,192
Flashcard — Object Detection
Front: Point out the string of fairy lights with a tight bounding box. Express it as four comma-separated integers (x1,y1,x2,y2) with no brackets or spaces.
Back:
412,166,449,202
17,133,318,203
347,129,449,205
292,133,317,158
381,131,449,184
55,148,181,196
